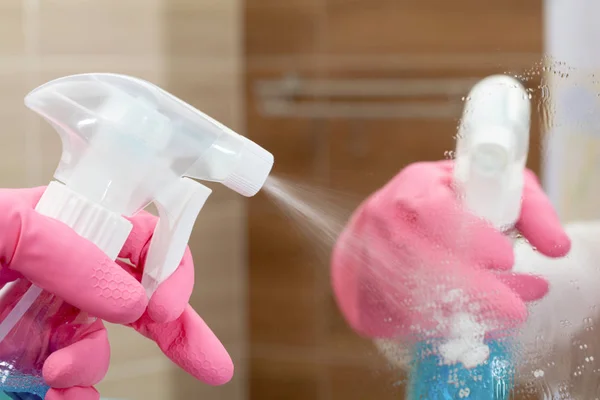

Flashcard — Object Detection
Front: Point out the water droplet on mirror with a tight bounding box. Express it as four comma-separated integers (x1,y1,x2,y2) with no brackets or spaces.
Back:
444,150,455,160
533,369,545,378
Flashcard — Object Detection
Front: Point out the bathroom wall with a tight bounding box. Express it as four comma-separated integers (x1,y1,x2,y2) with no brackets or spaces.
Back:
0,1,246,399
244,1,544,399
164,0,248,399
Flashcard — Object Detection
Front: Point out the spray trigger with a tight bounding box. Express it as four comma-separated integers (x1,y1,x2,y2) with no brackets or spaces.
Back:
141,177,212,298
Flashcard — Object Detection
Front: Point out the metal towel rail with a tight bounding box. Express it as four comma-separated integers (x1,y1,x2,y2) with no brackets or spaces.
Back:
254,74,481,119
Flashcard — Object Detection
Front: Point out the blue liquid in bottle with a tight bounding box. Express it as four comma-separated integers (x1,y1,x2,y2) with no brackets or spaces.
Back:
408,340,514,400
4,387,46,400
0,281,94,400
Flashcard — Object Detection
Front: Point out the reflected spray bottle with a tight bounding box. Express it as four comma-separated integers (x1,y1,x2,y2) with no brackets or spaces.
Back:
407,75,531,399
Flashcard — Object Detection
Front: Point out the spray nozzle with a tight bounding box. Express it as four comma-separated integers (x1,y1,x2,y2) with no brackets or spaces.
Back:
454,74,531,230
25,73,274,297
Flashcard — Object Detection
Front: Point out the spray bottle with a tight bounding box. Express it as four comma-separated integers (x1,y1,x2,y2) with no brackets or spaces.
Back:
407,75,531,399
0,73,274,399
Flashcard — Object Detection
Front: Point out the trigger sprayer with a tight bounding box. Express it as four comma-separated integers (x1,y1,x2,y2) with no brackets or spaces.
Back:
0,73,274,399
408,75,530,399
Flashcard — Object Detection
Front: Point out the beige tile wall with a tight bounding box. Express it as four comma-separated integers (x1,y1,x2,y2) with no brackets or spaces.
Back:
0,0,246,399
165,1,247,399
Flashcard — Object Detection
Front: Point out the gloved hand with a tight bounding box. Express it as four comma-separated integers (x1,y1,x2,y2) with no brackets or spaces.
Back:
0,187,232,400
331,160,571,342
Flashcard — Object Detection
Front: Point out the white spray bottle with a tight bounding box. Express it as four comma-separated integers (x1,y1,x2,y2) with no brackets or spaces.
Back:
408,74,531,399
0,73,274,398
454,74,530,234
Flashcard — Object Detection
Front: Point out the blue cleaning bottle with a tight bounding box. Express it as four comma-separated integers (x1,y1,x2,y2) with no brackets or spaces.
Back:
409,340,514,399
407,74,531,399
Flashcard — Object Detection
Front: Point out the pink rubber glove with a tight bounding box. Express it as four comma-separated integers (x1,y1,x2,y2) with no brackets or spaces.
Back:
44,211,233,400
0,187,232,400
331,160,571,342
0,187,146,400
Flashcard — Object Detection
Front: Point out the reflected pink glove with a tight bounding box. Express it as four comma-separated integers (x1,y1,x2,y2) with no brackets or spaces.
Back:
0,187,232,400
331,160,571,342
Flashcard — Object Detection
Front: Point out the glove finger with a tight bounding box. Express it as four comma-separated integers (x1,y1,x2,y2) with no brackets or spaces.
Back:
132,305,233,385
458,213,515,271
458,268,529,334
402,194,515,271
495,272,549,302
119,211,194,323
45,387,99,400
389,273,528,341
408,264,528,336
4,211,146,325
516,170,571,257
147,247,194,323
118,210,156,266
43,320,110,388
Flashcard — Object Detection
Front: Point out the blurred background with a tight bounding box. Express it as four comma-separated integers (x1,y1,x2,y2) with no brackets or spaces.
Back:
0,0,584,399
